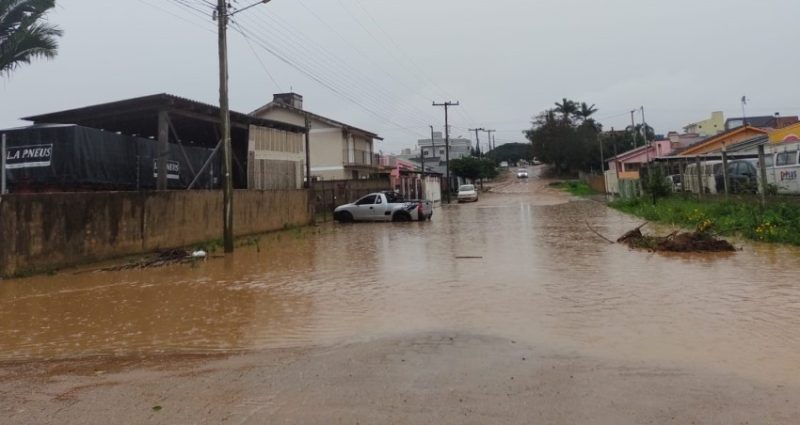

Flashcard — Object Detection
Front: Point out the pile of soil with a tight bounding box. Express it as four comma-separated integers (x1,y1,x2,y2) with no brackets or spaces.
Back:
617,226,736,253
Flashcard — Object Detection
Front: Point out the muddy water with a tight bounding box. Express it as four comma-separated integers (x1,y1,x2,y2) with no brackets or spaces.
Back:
2,181,800,384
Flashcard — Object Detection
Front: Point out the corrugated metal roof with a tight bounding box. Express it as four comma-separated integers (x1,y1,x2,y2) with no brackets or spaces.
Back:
23,93,306,133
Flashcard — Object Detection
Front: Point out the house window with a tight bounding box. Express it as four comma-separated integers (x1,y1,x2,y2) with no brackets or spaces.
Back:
439,149,445,155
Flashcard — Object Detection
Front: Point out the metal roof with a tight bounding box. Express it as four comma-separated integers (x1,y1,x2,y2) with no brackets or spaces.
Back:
23,93,306,134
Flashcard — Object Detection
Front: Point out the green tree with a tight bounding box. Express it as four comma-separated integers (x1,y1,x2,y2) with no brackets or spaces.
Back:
554,98,578,123
486,142,533,164
1,0,62,77
525,100,603,175
576,102,598,123
450,156,498,181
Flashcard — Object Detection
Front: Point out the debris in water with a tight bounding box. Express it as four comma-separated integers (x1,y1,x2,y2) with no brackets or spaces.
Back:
455,256,483,259
98,249,207,272
617,223,736,253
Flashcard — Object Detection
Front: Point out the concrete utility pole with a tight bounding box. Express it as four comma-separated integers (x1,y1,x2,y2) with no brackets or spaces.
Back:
630,110,638,147
433,101,459,203
217,0,235,253
305,115,311,188
469,128,485,157
424,125,434,176
216,0,271,253
483,129,496,152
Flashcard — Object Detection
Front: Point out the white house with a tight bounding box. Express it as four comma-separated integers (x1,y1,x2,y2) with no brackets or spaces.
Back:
251,93,382,181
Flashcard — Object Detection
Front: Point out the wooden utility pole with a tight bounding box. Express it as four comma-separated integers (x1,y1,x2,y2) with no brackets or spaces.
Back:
217,0,234,253
433,101,459,203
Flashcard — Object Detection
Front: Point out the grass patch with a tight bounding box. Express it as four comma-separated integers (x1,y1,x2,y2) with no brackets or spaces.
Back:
609,195,800,246
553,180,595,197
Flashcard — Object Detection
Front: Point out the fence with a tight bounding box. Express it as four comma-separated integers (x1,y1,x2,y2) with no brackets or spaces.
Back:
578,171,607,194
312,177,391,222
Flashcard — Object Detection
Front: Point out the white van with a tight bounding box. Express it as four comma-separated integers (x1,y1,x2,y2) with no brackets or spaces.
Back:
683,161,723,194
764,142,800,194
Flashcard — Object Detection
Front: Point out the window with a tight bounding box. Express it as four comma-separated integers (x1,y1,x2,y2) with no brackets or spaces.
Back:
439,149,445,155
375,196,382,204
764,155,774,167
776,151,798,167
356,195,377,205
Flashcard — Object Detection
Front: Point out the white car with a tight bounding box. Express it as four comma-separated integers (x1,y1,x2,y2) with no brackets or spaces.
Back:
333,192,433,222
516,169,529,178
457,184,479,202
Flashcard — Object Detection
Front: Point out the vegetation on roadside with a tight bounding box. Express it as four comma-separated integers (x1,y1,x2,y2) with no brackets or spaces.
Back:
552,180,595,197
610,196,800,246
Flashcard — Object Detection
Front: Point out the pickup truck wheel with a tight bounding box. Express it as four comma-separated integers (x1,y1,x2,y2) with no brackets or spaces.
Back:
335,211,353,223
392,212,411,222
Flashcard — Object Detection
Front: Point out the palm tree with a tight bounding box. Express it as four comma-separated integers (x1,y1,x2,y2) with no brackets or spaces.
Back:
0,0,62,77
554,98,578,123
576,102,598,122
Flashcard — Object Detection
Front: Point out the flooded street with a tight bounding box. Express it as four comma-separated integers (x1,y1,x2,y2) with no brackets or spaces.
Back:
3,169,800,423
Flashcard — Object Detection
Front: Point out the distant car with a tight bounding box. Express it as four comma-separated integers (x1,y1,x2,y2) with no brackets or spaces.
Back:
516,169,529,178
457,184,479,202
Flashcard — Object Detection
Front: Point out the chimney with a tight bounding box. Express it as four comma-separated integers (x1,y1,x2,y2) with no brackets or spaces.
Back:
273,93,303,110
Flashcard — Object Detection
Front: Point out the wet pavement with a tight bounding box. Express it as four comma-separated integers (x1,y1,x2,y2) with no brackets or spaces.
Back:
3,168,800,423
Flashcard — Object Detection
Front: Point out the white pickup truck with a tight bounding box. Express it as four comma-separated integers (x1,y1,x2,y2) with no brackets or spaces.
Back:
333,191,434,223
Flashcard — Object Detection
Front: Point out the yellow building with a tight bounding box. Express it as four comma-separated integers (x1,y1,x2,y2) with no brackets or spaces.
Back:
769,122,800,144
683,111,725,137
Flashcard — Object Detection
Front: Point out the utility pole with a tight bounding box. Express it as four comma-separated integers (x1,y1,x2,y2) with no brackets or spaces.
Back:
630,110,638,148
433,101,459,203
216,0,271,254
484,129,496,152
216,0,235,253
469,128,484,157
423,125,434,176
305,114,311,188
640,106,649,144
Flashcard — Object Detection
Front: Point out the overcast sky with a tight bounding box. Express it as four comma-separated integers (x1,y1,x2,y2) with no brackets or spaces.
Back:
2,0,799,153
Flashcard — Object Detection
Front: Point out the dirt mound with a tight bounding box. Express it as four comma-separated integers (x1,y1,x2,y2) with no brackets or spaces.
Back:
617,225,736,253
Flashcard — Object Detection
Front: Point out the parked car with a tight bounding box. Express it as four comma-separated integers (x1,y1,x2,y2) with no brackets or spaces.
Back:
665,174,682,192
714,160,758,194
516,169,529,178
457,184,479,202
333,191,433,223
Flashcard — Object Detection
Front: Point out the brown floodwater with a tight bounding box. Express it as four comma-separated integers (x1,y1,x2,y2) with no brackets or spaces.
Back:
2,178,800,385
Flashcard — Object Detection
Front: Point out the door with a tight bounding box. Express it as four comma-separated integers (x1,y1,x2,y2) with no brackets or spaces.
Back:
353,194,378,221
371,195,390,221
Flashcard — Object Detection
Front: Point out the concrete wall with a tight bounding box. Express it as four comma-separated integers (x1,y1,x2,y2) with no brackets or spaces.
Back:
0,190,312,277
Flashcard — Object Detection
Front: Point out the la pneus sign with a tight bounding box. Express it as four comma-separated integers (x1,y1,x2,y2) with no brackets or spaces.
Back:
5,144,53,169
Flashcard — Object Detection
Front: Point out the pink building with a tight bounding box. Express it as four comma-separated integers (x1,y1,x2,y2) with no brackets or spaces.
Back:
606,140,674,177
